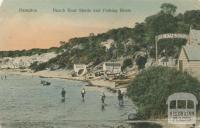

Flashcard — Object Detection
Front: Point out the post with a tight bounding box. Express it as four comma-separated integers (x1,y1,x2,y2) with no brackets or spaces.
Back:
155,36,158,65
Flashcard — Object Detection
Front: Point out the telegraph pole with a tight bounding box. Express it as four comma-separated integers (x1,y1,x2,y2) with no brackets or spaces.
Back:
155,36,158,65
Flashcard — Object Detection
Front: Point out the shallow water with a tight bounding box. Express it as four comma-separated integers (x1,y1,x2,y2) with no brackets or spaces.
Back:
0,74,136,128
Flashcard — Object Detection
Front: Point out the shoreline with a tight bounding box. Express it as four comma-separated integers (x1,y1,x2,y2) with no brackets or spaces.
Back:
0,69,120,91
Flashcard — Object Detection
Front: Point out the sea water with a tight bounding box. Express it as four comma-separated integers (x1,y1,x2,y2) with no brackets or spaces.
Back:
0,74,136,128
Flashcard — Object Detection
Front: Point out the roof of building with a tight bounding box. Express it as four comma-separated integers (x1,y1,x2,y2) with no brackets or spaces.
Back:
183,45,200,61
189,29,200,45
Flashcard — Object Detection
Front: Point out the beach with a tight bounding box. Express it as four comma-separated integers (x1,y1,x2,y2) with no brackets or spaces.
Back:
0,73,136,128
1,70,200,128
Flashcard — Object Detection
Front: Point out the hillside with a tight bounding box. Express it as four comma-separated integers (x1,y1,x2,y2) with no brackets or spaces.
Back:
1,3,200,72
31,4,200,72
0,52,57,69
0,47,62,58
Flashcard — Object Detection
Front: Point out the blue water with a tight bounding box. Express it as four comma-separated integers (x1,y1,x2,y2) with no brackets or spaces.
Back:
0,74,135,128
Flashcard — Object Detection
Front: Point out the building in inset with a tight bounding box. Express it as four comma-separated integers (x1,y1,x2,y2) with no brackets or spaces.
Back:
166,92,198,125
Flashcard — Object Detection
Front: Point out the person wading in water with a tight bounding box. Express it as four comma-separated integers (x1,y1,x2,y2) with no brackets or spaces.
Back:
118,90,124,106
81,88,86,102
101,92,106,104
61,88,66,102
101,92,106,111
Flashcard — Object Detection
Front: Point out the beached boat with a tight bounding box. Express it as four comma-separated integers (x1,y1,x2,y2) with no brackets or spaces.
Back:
41,80,51,86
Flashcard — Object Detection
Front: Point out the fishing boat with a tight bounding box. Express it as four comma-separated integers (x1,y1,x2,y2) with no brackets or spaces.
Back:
41,80,51,86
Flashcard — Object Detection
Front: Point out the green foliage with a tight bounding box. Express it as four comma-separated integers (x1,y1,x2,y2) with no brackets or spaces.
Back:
122,58,133,70
184,10,200,26
136,56,147,70
29,61,39,71
127,66,200,119
160,3,177,15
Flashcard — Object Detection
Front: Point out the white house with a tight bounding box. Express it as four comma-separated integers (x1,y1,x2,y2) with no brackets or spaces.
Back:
103,62,122,74
178,45,200,73
177,29,200,80
73,64,87,76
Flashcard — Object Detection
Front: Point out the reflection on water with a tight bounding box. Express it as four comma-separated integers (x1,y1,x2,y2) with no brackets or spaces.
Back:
0,74,136,128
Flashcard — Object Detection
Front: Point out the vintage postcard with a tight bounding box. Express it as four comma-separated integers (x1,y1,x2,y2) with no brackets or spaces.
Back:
0,0,200,128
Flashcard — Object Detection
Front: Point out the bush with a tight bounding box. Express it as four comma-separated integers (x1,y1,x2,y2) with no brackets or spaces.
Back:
122,58,133,70
135,56,147,70
127,66,200,119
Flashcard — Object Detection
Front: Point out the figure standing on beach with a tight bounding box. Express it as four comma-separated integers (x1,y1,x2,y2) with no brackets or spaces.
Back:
61,88,66,102
81,88,86,102
118,90,124,106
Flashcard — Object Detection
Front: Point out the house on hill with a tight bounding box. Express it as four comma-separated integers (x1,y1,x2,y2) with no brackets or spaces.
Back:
178,45,200,76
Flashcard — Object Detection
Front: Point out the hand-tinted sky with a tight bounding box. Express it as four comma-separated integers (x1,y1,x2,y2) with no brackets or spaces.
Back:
0,0,200,50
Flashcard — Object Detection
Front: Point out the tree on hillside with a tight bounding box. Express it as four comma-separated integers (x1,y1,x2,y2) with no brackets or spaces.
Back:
144,3,190,58
133,23,146,46
184,10,200,26
127,66,200,119
59,41,66,46
160,3,177,15
136,56,147,70
145,13,177,37
122,58,133,70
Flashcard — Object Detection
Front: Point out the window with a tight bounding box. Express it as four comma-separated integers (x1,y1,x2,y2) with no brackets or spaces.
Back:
170,100,176,109
187,100,194,109
178,100,186,109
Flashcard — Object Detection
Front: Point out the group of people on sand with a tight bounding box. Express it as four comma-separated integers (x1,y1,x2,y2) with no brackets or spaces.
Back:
61,88,124,107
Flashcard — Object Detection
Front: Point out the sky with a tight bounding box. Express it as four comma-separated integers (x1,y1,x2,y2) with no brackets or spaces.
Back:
0,0,200,51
